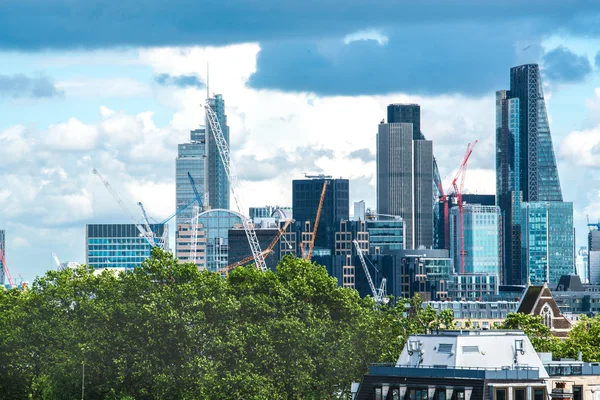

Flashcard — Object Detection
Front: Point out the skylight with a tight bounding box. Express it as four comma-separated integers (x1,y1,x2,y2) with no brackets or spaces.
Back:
462,346,480,353
437,343,453,353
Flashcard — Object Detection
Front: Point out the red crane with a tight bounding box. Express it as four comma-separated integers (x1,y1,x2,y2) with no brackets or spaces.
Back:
0,244,15,288
450,140,478,274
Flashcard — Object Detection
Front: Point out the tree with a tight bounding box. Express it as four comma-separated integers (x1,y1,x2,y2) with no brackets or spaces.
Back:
561,315,600,362
499,313,561,353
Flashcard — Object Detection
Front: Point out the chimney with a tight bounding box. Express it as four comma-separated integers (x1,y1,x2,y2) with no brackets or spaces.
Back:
550,382,573,400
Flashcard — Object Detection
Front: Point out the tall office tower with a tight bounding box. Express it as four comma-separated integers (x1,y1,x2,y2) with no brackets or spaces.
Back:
496,64,565,285
206,94,230,210
85,224,167,269
0,230,5,285
387,104,423,140
449,205,501,277
589,228,600,284
575,246,588,283
377,121,433,249
292,176,349,254
352,200,366,221
176,128,207,227
520,202,574,285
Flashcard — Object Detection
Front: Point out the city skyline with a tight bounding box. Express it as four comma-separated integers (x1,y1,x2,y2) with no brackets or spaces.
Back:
2,6,600,281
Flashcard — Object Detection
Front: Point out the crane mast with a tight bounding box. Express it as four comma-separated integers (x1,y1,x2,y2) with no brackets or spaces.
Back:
353,239,386,303
204,101,267,271
0,244,15,288
306,180,328,260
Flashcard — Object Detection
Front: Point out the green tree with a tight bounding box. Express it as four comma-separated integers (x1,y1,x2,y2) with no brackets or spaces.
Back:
499,313,561,353
561,315,600,362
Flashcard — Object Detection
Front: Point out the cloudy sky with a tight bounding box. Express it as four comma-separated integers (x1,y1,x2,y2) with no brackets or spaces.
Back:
1,1,600,282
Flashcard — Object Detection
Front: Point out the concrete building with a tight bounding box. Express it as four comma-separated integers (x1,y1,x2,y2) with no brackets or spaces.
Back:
521,202,574,285
449,204,501,276
85,223,167,269
175,128,207,231
496,64,565,286
377,120,433,249
449,274,499,301
541,353,600,400
395,249,455,301
206,94,230,210
426,300,519,329
355,330,550,400
176,221,207,269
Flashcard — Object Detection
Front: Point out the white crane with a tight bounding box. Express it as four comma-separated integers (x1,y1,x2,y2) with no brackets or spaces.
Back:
52,252,62,270
353,239,387,304
204,101,267,271
92,169,157,249
137,202,167,250
190,205,201,265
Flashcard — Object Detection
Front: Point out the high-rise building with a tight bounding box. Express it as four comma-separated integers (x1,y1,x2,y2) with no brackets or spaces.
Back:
449,205,501,277
589,228,600,284
367,218,405,253
377,121,433,249
387,104,423,140
176,221,207,269
496,64,565,285
206,94,230,210
0,230,5,285
198,210,243,272
352,200,366,221
249,206,293,220
85,224,167,269
575,246,589,283
228,227,281,272
175,128,207,228
292,176,349,254
520,202,574,285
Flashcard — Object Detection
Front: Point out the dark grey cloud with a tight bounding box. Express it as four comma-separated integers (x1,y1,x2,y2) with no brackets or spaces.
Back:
348,148,375,163
542,46,592,83
0,74,63,99
154,73,205,89
0,1,599,50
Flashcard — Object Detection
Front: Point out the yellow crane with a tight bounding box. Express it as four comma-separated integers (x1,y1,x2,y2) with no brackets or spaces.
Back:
304,180,328,260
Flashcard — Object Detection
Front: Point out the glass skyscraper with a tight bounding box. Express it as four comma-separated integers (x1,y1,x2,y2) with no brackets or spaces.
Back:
496,64,567,285
198,209,243,272
206,94,230,210
520,202,574,285
367,219,405,252
85,224,167,270
175,128,206,228
449,205,501,277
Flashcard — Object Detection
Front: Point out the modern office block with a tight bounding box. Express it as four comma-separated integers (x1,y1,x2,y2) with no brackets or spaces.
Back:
575,246,589,283
367,218,405,252
85,224,166,269
228,227,281,272
496,64,564,285
520,202,574,285
448,274,499,301
394,249,455,301
377,121,433,249
175,128,207,230
206,94,230,210
449,204,501,277
292,176,349,255
588,229,600,284
352,200,366,221
249,206,292,220
176,222,207,269
197,209,243,272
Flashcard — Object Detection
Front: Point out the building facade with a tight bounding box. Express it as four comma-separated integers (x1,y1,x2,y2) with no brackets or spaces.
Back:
426,300,519,329
575,247,588,284
377,121,433,249
352,200,366,221
249,206,292,220
206,94,230,210
228,227,281,272
588,228,600,284
197,209,243,272
520,202,574,285
395,249,455,301
367,218,405,253
448,274,499,301
176,220,207,269
292,176,349,256
175,128,207,231
449,204,501,277
85,224,166,269
496,64,565,286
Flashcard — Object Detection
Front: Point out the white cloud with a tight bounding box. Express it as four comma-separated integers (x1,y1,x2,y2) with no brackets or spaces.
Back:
344,29,389,46
0,125,32,165
12,237,31,248
560,125,600,167
45,117,98,151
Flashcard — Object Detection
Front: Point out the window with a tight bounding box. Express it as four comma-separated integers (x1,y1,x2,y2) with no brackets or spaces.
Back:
534,388,546,400
541,304,553,329
437,343,453,353
495,389,507,400
573,386,582,400
375,387,382,400
514,388,525,400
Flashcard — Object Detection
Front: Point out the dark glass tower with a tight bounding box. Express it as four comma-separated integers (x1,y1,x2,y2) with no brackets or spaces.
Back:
206,94,230,210
496,64,565,285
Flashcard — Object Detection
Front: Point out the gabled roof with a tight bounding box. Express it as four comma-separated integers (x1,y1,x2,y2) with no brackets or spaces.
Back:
555,275,584,292
517,285,543,314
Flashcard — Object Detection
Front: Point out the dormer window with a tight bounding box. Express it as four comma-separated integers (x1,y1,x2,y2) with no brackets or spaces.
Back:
437,343,453,353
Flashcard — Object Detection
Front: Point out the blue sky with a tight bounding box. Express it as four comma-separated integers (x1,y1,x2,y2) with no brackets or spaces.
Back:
1,1,600,282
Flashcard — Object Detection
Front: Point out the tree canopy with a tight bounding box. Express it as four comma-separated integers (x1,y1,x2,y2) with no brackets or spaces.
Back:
0,249,438,400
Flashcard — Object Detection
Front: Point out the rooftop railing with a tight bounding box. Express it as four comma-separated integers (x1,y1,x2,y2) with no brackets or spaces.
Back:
368,363,541,380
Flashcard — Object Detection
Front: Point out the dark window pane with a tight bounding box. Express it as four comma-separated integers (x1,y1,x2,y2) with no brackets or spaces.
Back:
496,389,507,400
515,389,525,400
573,386,582,400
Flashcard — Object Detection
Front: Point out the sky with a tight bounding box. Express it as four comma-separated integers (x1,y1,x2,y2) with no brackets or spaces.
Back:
1,1,600,282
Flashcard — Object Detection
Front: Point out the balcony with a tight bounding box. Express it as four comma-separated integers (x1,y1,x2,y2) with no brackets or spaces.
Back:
368,364,541,380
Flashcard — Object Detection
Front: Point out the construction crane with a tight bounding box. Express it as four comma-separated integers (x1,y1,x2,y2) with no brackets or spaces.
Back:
0,244,15,288
52,252,62,270
136,202,163,248
365,210,402,221
305,180,328,260
204,101,267,271
353,239,387,304
450,140,478,274
93,169,157,249
218,219,295,274
190,205,201,264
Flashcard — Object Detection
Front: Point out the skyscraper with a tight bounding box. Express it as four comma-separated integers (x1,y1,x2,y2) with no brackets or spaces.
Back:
496,63,566,285
292,176,349,253
206,94,230,210
377,121,433,249
176,128,206,226
589,228,600,284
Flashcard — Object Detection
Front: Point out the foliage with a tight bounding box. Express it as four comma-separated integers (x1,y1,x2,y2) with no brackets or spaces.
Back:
561,315,600,362
499,313,562,354
0,249,449,400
